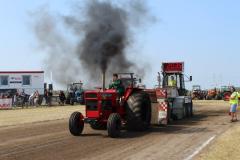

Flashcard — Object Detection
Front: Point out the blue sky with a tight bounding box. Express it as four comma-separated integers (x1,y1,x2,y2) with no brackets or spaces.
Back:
0,0,239,89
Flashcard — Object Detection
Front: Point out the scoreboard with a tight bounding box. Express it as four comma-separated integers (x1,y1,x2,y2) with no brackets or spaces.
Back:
162,62,184,73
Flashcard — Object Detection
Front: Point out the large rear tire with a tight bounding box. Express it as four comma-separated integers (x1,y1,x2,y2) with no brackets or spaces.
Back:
126,91,151,131
69,112,84,136
107,113,121,138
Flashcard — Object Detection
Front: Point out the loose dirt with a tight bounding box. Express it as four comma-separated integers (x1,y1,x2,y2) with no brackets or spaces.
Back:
0,101,233,160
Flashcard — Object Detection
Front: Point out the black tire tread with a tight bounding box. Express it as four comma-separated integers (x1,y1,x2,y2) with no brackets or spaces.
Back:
107,113,121,138
69,112,84,136
126,91,151,131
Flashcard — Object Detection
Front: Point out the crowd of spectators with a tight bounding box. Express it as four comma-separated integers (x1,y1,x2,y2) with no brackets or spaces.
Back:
0,89,69,108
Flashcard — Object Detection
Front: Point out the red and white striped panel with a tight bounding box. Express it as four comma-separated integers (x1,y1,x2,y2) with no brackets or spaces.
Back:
156,89,167,99
158,101,168,111
158,101,168,125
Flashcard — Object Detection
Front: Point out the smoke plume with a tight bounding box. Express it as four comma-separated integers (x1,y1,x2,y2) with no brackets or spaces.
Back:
32,0,152,87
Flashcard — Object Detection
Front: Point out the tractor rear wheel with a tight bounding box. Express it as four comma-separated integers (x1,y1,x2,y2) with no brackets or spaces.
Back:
126,91,151,131
107,113,121,138
69,112,84,136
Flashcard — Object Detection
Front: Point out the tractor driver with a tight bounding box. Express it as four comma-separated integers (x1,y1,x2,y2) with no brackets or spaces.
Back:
168,75,177,87
109,74,124,96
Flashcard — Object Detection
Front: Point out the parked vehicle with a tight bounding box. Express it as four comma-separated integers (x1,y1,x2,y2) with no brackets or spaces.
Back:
191,85,207,100
66,82,85,105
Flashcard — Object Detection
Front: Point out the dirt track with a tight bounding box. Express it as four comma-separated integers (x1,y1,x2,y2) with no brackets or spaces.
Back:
0,101,234,160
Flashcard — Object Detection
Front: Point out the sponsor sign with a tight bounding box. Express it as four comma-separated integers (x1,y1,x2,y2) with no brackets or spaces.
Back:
9,76,22,84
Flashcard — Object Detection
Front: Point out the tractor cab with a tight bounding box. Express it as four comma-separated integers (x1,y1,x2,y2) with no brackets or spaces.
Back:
115,73,143,100
112,73,139,89
161,62,192,97
162,73,186,96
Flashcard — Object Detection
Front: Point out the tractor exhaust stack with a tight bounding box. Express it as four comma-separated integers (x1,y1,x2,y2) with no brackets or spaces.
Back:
102,71,106,90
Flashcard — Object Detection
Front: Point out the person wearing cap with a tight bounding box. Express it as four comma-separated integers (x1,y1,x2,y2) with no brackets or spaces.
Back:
109,74,124,96
229,87,240,122
168,75,177,87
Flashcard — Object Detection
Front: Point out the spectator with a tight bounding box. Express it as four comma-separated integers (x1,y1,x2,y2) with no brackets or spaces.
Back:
34,90,40,107
6,92,10,98
19,89,28,108
229,87,240,122
29,92,35,106
13,90,19,107
59,91,66,105
20,89,25,96
48,89,53,106
44,89,48,106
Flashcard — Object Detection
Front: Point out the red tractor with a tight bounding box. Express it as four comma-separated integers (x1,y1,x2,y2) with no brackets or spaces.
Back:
220,86,235,101
69,73,151,138
191,85,207,100
206,88,218,100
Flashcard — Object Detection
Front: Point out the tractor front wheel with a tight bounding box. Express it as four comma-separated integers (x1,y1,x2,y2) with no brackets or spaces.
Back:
69,112,84,136
107,113,121,138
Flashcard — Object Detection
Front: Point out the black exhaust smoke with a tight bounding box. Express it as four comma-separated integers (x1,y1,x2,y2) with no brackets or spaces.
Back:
32,0,153,87
65,0,135,81
102,71,106,90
